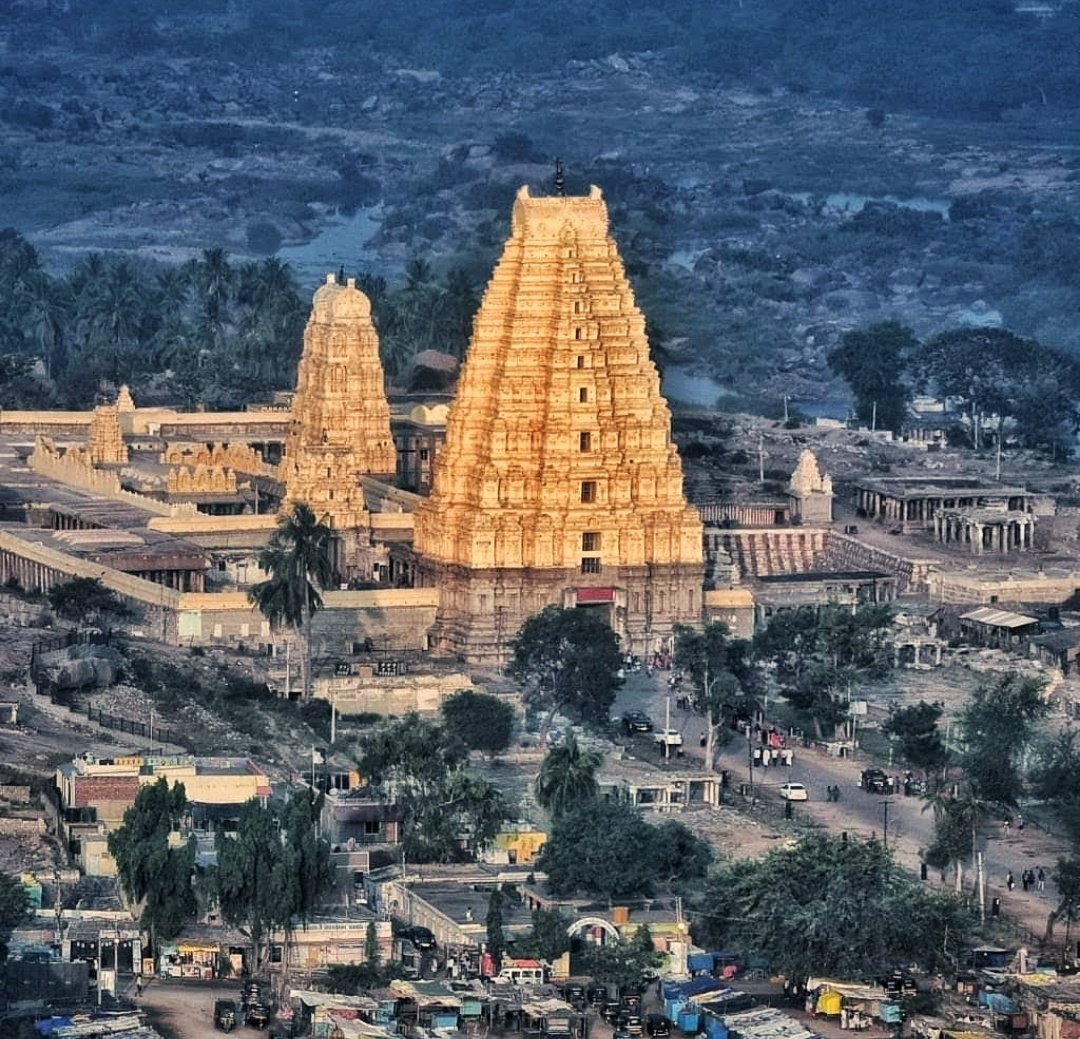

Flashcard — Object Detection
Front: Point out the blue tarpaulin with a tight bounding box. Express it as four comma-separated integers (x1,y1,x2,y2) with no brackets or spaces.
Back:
979,991,1019,1014
689,953,714,973
35,1019,74,1037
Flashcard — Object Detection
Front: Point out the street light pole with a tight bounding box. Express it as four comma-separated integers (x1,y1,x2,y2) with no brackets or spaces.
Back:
881,799,895,849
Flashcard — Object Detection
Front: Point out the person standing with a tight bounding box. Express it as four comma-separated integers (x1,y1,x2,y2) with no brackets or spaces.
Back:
1007,871,1015,892
1038,867,1047,892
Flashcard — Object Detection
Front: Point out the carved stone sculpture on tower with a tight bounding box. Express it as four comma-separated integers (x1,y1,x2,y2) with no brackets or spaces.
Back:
281,275,396,580
414,185,704,661
87,404,129,465
789,448,834,524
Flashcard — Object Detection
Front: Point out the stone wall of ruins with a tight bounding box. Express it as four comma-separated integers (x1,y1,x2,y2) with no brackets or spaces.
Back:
29,438,195,518
713,529,829,579
822,532,935,592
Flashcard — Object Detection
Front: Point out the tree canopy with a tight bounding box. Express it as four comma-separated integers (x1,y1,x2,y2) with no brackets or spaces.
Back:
959,672,1048,807
534,734,603,819
0,872,29,962
507,606,624,730
827,321,916,432
107,777,196,950
213,790,333,970
697,834,972,982
440,690,515,757
48,577,134,627
356,713,510,862
882,701,948,775
539,801,712,900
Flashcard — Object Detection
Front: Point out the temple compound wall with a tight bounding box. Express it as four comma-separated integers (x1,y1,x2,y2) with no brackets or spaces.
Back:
925,567,1080,606
413,186,703,662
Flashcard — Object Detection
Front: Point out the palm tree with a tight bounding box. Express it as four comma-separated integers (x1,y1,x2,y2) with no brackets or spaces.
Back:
248,503,335,699
535,734,602,818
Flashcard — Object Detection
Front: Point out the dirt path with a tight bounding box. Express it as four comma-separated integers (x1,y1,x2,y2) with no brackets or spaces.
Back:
134,978,247,1039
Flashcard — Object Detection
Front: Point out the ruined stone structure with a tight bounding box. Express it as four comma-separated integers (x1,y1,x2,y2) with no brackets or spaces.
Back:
413,186,704,661
933,507,1035,554
789,449,833,524
162,441,273,477
86,405,128,465
855,477,1034,535
282,275,397,580
166,465,238,496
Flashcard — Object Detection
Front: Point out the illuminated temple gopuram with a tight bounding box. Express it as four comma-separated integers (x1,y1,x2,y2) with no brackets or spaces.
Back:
282,274,397,579
412,186,704,661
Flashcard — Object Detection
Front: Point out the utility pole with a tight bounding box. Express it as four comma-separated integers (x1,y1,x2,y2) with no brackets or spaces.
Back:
747,724,755,801
783,395,789,424
880,799,895,849
871,400,877,433
758,433,765,484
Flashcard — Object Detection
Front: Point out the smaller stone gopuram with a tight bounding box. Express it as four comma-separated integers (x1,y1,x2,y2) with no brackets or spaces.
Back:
281,275,396,580
789,449,833,524
86,404,128,465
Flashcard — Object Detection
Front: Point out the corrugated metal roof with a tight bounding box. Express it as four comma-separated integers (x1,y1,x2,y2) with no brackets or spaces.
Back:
959,606,1038,628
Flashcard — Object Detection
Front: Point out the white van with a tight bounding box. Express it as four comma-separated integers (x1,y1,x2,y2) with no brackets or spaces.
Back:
495,958,548,985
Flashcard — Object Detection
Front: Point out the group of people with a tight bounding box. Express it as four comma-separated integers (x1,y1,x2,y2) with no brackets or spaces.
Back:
752,745,794,768
825,785,842,802
1006,868,1046,893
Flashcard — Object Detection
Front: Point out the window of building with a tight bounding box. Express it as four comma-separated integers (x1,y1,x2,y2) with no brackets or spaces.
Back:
419,449,429,461
574,327,583,340
581,557,602,574
579,431,592,453
580,481,597,503
579,387,589,403
363,819,382,835
576,355,585,368
574,300,582,314
582,531,601,551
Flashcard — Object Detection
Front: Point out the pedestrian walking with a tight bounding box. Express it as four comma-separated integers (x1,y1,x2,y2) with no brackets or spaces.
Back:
1038,867,1046,892
1018,814,1025,831
1003,816,1011,834
1007,871,1015,891
1021,870,1031,892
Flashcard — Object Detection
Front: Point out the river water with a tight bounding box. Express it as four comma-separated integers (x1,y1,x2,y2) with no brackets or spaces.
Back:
277,206,396,291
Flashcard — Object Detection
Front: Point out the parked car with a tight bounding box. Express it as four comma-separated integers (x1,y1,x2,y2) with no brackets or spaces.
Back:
779,782,809,801
622,710,654,734
620,1014,644,1036
602,1000,623,1023
587,983,609,1006
620,993,643,1014
562,983,587,1010
646,1015,671,1038
399,925,437,951
653,728,684,748
213,1000,237,1032
860,769,894,794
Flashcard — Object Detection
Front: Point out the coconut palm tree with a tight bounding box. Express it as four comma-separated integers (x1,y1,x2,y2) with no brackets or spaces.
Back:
535,733,603,819
248,503,335,699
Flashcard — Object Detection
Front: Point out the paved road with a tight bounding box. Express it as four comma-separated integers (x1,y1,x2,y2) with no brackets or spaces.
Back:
133,978,257,1039
614,668,1071,944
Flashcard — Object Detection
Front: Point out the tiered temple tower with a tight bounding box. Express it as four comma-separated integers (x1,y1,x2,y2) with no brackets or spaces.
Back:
282,275,396,581
413,185,704,662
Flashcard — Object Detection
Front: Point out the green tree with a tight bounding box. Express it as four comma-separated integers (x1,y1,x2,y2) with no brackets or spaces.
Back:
485,886,506,970
364,919,380,970
357,713,510,862
48,576,134,627
1044,856,1080,943
249,502,335,700
515,907,573,962
827,321,917,432
650,819,714,886
1031,731,1080,840
535,733,602,819
674,622,753,771
508,606,624,731
440,690,515,757
883,701,948,775
538,801,706,901
578,930,662,992
959,673,1048,807
213,794,331,971
108,778,196,954
0,872,29,961
697,834,972,982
